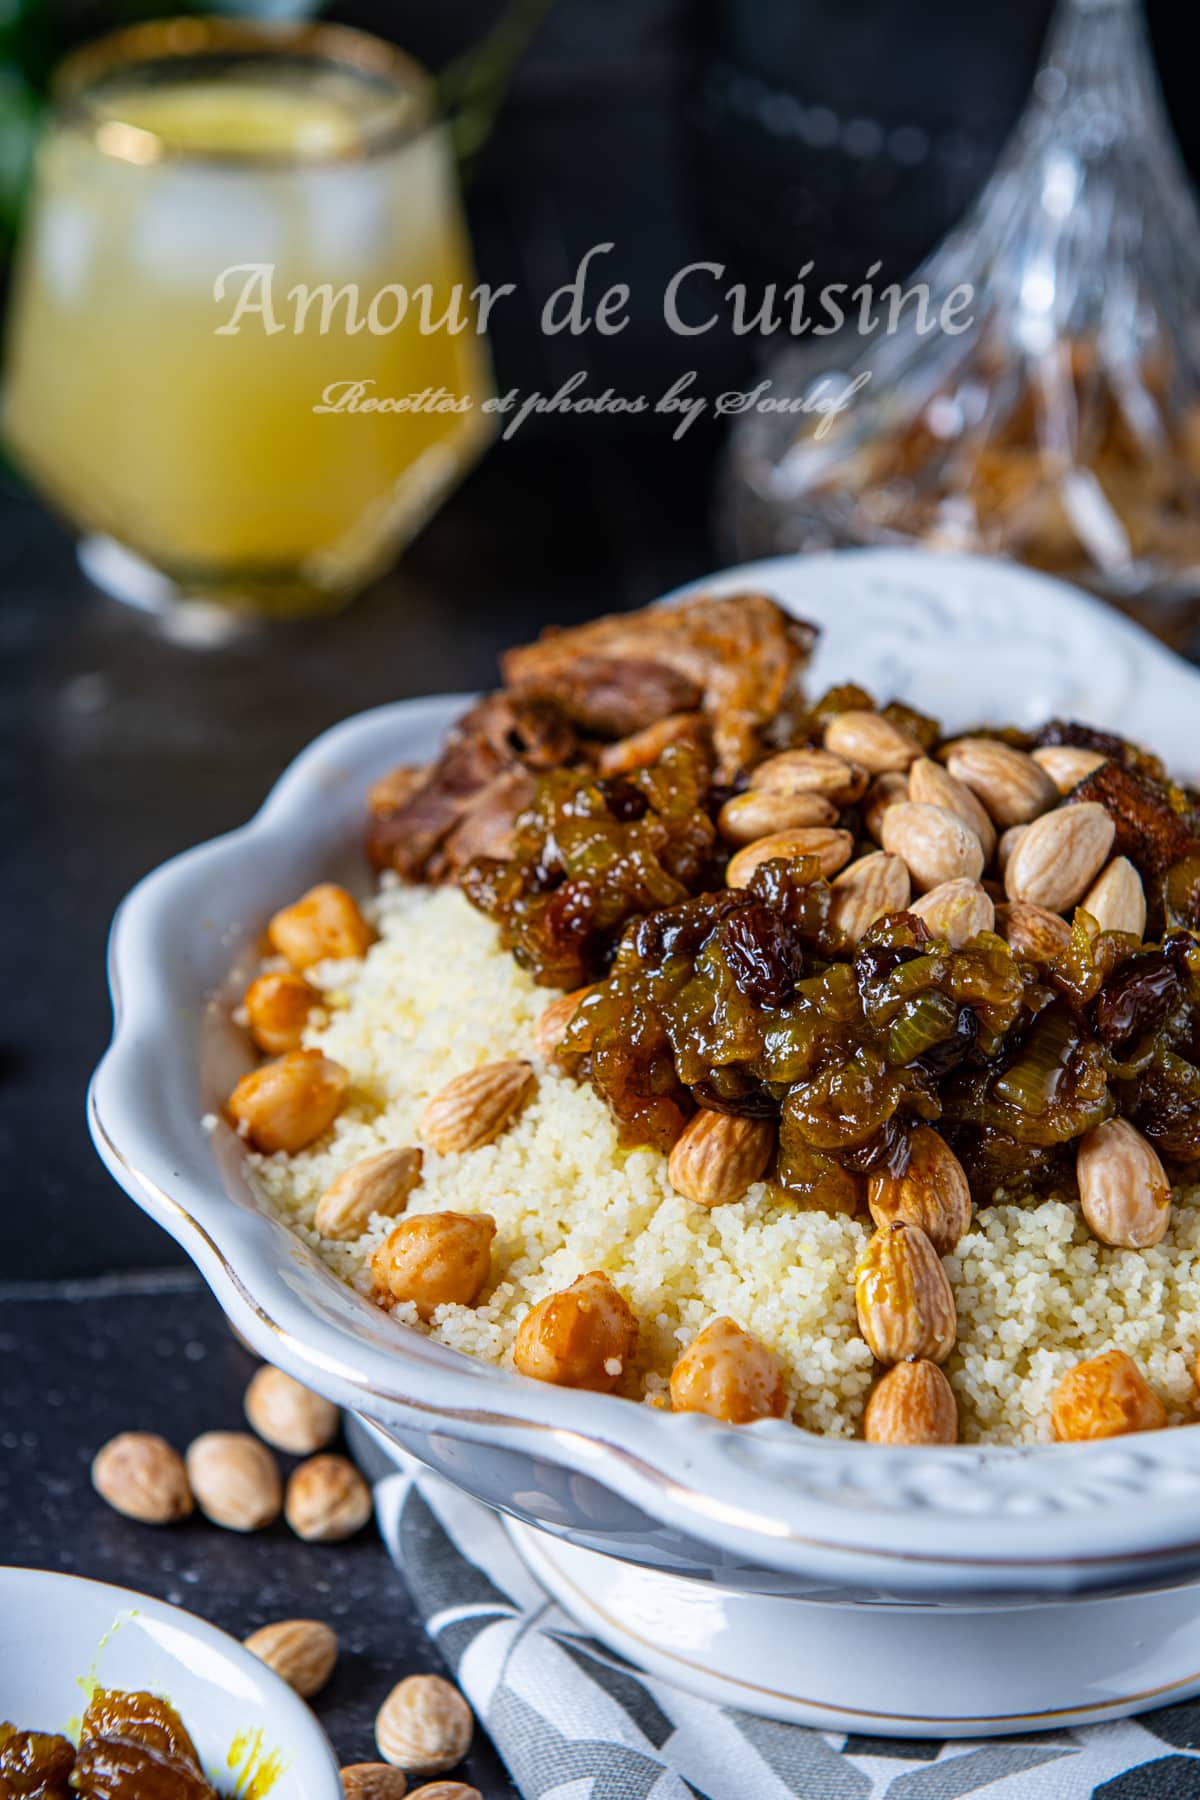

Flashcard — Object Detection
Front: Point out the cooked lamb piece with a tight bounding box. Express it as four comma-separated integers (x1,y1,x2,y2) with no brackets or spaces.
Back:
367,591,815,879
502,591,816,777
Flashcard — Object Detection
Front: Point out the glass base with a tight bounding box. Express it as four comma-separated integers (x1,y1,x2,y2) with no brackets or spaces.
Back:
77,533,354,646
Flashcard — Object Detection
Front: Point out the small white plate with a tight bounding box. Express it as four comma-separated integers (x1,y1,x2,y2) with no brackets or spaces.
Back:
0,1568,342,1798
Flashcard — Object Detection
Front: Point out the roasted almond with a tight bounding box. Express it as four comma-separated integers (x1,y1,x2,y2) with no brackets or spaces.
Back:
1081,857,1146,938
725,827,853,888
864,1359,958,1445
420,1060,535,1154
750,746,866,803
909,878,995,948
855,1222,956,1365
1004,801,1115,912
314,1147,424,1240
908,757,997,861
718,789,838,845
824,710,922,774
880,802,984,892
943,739,1058,827
1031,744,1108,793
862,771,910,843
244,1619,338,1699
1077,1117,1171,1249
667,1109,775,1206
1051,1349,1167,1441
996,899,1072,962
598,712,708,775
340,1766,410,1800
828,852,911,948
533,985,599,1061
867,1126,973,1254
376,1676,474,1776
285,1453,374,1542
995,823,1028,876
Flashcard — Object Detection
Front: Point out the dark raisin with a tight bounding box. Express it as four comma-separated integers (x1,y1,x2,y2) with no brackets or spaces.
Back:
1094,954,1180,1048
1067,763,1200,879
913,1003,979,1076
1033,719,1130,761
717,901,800,1008
840,1112,913,1175
598,776,649,822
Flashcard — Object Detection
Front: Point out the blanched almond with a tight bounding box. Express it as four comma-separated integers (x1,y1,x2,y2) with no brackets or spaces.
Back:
855,1222,956,1365
667,1110,775,1205
867,1126,972,1254
669,1317,788,1423
92,1432,192,1525
186,1431,281,1532
824,710,922,774
943,739,1058,827
996,900,1071,962
420,1060,535,1153
285,1453,373,1542
718,789,838,845
750,746,865,803
1031,745,1108,793
908,758,996,861
1077,1117,1171,1248
881,802,984,892
1082,857,1146,938
726,827,853,888
829,852,911,947
1051,1349,1166,1441
910,879,994,948
244,1619,338,1698
864,1359,957,1445
244,1365,339,1454
1004,802,1115,912
315,1147,424,1241
863,771,910,842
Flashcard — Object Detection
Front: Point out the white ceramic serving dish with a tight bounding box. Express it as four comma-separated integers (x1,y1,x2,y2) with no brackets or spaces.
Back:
90,549,1200,1734
0,1567,342,1795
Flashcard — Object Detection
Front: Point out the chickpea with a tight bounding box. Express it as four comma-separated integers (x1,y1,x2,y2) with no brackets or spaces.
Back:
371,1212,495,1320
1051,1349,1167,1442
268,883,375,970
512,1272,638,1392
243,971,320,1055
227,1049,348,1153
668,1317,787,1424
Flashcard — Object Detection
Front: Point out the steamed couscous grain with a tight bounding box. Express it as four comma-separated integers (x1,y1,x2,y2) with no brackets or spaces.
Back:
247,876,1200,1444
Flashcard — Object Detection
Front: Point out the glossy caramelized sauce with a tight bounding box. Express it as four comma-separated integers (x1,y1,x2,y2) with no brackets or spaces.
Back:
0,1690,222,1799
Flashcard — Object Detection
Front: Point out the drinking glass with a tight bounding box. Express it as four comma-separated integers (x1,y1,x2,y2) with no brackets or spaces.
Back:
3,19,495,621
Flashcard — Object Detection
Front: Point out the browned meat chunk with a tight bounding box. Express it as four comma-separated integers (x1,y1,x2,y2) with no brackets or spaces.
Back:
502,590,815,777
367,693,576,879
1066,761,1200,878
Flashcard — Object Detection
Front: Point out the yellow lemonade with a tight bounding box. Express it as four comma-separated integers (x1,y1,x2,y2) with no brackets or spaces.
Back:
3,29,493,612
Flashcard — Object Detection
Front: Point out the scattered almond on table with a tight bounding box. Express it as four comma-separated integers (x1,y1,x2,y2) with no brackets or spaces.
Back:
185,1430,282,1532
244,1618,339,1698
376,1675,475,1776
244,1364,340,1455
91,1431,193,1525
340,1768,409,1800
285,1452,374,1542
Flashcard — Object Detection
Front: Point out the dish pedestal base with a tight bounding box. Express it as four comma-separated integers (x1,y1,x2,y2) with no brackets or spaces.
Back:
508,1521,1200,1737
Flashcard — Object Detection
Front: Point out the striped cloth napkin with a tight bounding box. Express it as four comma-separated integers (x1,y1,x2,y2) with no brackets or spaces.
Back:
357,1431,1200,1800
